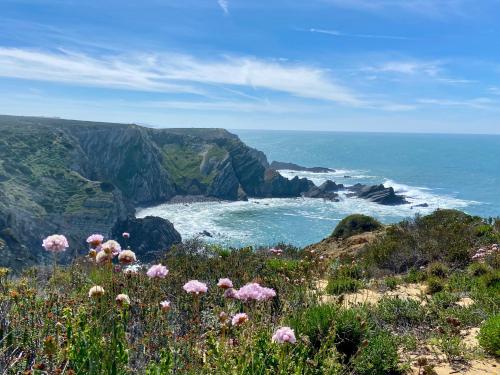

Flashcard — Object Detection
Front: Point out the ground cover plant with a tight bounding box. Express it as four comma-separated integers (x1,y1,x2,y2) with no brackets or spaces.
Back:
0,209,498,374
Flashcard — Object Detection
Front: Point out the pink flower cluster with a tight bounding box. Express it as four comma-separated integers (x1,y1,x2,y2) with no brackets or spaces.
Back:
42,234,69,253
269,248,283,256
472,244,499,262
147,264,169,279
231,313,249,326
272,326,296,344
86,234,104,247
183,280,208,295
217,278,233,289
234,282,276,302
101,240,122,256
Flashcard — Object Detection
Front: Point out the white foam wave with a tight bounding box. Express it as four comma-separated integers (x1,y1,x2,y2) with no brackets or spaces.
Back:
136,178,479,247
278,169,376,186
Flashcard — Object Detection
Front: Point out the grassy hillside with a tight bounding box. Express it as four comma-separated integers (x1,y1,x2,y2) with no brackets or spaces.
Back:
0,210,498,374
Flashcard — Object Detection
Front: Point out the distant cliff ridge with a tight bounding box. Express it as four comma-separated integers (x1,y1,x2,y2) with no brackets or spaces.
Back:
0,115,319,269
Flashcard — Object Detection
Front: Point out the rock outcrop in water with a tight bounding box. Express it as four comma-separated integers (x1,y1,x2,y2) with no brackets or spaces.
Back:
303,180,345,201
269,161,334,173
347,184,407,205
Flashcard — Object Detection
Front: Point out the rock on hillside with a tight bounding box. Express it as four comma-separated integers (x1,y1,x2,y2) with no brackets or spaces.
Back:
111,216,181,262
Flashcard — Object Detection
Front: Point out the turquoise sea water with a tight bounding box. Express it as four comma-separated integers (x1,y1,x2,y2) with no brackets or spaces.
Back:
137,131,500,248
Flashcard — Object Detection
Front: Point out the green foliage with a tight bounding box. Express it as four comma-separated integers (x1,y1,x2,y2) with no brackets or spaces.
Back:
351,331,403,375
427,277,445,295
467,262,492,277
384,276,400,290
332,214,381,239
326,276,362,295
364,209,490,272
376,297,426,329
478,314,500,357
403,268,427,283
428,262,449,278
288,304,338,351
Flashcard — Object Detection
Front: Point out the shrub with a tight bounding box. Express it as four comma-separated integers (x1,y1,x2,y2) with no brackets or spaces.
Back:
403,268,427,283
478,314,500,357
351,331,403,375
363,210,490,272
427,277,445,295
326,276,362,295
333,309,367,361
376,297,426,328
288,304,338,351
332,214,381,239
384,276,399,290
479,270,500,290
467,262,492,277
428,262,449,278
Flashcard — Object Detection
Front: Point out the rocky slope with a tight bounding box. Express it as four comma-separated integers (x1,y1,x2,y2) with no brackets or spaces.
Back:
0,115,319,269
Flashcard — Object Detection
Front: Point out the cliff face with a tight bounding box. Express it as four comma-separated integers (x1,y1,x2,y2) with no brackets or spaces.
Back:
0,115,307,269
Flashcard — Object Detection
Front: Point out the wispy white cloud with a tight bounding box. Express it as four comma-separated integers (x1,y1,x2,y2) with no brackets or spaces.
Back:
0,47,362,106
417,97,498,110
217,0,229,14
308,28,411,40
364,60,442,76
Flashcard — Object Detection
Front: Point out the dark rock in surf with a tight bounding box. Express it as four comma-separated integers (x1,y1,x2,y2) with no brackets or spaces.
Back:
269,161,335,173
347,184,407,206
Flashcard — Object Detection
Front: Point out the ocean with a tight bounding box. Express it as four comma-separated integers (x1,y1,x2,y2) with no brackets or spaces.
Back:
137,130,500,248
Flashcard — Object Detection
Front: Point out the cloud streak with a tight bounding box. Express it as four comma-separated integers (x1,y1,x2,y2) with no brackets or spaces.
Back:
309,28,412,40
218,0,229,14
0,47,362,106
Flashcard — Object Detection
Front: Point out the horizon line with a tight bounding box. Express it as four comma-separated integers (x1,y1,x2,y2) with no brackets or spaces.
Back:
1,112,499,137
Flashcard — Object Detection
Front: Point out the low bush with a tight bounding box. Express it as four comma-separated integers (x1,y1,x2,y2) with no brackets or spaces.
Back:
351,331,403,375
332,214,382,239
376,297,426,329
478,314,500,357
467,262,492,277
428,262,449,278
288,304,338,351
427,277,445,294
384,276,400,290
326,276,362,295
363,210,492,273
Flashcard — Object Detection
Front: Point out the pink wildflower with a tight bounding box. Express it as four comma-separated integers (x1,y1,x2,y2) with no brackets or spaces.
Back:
160,300,171,312
42,234,69,253
272,327,296,344
231,313,249,326
101,240,121,256
183,280,208,295
224,288,237,299
122,232,130,239
118,250,136,265
115,294,130,306
88,285,104,298
269,248,283,255
217,278,233,289
86,234,104,247
147,264,168,279
235,283,276,302
96,250,111,264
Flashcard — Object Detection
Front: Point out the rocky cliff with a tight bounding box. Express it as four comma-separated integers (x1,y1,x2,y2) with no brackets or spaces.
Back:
0,115,311,269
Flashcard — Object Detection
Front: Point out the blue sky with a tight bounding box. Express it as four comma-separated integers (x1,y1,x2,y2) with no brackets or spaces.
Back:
1,0,500,133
